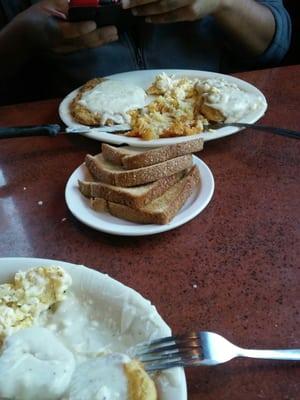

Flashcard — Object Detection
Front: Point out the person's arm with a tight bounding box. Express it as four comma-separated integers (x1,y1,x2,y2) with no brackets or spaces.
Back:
213,0,275,56
124,0,279,56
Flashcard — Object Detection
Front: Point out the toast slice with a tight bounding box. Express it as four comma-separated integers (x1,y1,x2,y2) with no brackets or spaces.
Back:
85,153,193,187
90,165,201,224
102,138,203,169
101,145,140,166
78,170,185,209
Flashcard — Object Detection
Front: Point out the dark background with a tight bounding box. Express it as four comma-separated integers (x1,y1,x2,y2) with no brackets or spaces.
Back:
282,0,300,65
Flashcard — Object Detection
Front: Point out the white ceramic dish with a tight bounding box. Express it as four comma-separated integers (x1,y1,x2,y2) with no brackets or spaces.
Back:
59,68,267,148
0,257,187,400
65,155,214,236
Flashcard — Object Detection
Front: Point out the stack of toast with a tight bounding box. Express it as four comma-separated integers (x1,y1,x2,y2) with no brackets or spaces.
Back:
78,139,203,224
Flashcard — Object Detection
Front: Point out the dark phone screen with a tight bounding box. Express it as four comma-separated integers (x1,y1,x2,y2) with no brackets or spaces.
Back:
68,4,138,28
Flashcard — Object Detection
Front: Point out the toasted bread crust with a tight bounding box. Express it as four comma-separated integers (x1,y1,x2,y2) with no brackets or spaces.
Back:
98,165,201,224
90,197,108,213
101,144,129,166
85,153,193,187
123,139,203,169
102,139,204,170
79,171,185,209
78,179,91,197
101,145,124,166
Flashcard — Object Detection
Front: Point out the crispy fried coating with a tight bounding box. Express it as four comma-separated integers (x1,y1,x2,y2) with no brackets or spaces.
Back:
124,360,157,400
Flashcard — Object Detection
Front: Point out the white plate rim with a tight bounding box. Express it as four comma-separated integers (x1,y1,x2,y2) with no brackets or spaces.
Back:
65,155,214,236
0,256,187,400
59,68,267,147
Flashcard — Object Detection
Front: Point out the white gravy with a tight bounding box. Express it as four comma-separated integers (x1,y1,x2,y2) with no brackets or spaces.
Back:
196,78,266,122
68,354,130,400
0,327,75,400
0,294,137,399
79,80,147,125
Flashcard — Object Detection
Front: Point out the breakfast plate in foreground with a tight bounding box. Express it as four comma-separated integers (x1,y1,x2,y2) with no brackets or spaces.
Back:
65,155,214,236
59,69,267,148
0,257,187,400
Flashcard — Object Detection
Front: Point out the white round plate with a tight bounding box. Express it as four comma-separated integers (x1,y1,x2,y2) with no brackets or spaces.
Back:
65,155,214,236
0,257,187,400
59,68,267,147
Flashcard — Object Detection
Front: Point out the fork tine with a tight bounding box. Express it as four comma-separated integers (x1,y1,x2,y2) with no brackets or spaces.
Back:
152,332,199,344
137,342,200,356
134,332,203,372
142,351,205,371
145,361,187,372
140,349,202,364
134,332,200,355
144,357,205,371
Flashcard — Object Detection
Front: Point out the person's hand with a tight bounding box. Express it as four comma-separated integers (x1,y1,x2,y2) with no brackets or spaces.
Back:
122,0,225,23
13,0,118,53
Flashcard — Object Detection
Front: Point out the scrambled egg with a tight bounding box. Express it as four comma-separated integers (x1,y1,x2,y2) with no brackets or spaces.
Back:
128,73,209,140
71,72,262,141
0,266,72,345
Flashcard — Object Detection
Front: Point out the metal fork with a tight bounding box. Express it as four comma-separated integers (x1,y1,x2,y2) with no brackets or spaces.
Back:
67,122,300,139
208,122,300,139
132,331,300,372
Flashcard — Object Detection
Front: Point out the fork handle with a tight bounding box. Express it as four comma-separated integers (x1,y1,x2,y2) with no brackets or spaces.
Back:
239,348,300,361
225,123,300,139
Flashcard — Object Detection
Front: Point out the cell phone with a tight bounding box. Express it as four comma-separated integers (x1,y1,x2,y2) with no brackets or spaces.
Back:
68,0,138,29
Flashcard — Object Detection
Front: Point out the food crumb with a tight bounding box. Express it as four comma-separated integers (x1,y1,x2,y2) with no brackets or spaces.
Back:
37,201,43,206
192,284,198,289
23,187,27,191
61,218,67,222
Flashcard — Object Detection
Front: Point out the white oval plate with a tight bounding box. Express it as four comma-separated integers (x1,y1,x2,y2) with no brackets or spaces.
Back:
65,155,214,236
0,257,187,400
59,68,267,148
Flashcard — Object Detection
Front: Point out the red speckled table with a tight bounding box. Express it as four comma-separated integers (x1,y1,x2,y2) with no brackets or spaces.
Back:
0,65,299,399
